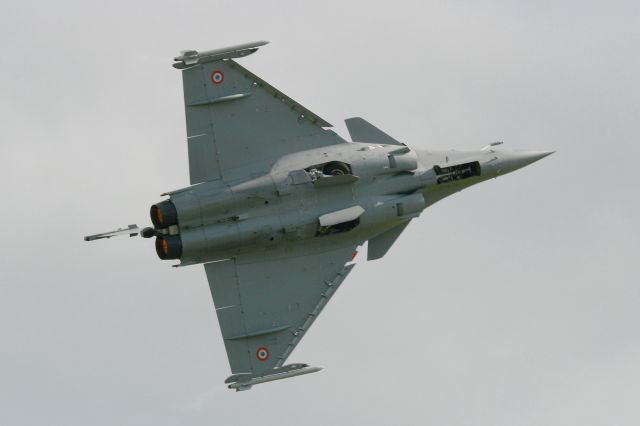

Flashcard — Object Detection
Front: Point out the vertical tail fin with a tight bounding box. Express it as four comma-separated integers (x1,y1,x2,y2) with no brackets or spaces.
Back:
345,117,404,146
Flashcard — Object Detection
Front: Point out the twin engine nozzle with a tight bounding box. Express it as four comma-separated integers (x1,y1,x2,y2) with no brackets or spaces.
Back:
150,200,182,260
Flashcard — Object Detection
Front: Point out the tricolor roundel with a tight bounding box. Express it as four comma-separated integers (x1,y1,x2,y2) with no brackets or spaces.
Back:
256,347,270,361
210,70,224,84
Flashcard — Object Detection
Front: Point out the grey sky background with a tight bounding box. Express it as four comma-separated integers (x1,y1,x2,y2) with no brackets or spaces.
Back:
1,1,639,425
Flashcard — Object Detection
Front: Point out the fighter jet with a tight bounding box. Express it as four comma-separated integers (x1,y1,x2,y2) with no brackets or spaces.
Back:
85,41,553,391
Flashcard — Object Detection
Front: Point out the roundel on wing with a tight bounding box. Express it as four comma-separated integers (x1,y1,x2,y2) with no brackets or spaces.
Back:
256,347,270,361
211,70,224,84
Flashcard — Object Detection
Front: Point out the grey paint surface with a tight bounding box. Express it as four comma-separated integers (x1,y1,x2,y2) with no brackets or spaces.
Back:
181,54,341,183
162,43,550,387
1,0,639,425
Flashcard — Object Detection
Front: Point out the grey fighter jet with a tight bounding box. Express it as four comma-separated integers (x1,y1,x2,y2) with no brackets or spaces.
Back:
85,41,553,391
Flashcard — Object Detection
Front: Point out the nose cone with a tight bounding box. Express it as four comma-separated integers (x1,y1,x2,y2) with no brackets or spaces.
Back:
498,150,554,175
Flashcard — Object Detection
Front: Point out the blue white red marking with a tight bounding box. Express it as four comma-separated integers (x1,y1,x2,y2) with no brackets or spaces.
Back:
256,347,270,361
211,70,224,84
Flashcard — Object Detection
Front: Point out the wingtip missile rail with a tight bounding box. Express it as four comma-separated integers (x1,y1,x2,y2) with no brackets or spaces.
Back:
84,224,155,241
225,364,323,392
84,224,140,241
173,40,269,69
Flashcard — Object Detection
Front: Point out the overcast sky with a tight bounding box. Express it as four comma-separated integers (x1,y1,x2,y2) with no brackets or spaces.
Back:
1,1,639,425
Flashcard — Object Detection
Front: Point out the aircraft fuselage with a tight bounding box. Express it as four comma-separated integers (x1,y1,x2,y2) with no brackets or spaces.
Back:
151,143,552,265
